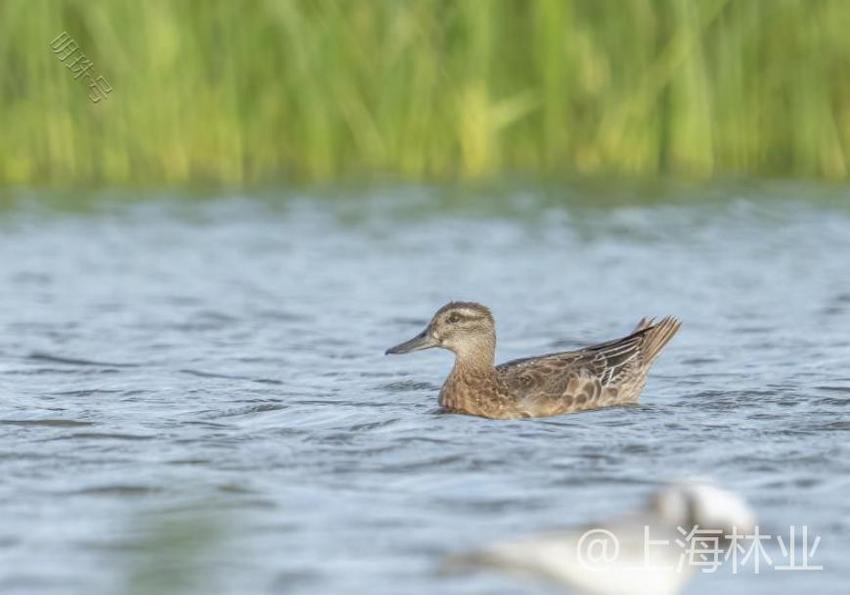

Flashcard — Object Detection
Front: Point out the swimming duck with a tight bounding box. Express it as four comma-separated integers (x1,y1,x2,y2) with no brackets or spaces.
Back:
385,302,680,419
444,482,755,595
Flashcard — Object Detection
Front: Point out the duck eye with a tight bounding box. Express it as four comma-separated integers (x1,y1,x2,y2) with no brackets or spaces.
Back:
447,313,461,324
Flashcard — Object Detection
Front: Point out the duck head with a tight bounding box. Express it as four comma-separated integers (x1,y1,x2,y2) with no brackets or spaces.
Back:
385,302,496,364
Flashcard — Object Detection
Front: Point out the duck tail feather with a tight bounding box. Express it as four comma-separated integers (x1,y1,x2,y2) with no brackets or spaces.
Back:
632,316,656,333
641,316,681,364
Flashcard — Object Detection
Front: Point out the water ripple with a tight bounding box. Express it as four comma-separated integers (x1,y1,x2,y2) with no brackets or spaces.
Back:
0,196,847,595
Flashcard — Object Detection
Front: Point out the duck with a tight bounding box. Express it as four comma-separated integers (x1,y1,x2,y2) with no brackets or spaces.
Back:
385,302,680,419
443,482,756,595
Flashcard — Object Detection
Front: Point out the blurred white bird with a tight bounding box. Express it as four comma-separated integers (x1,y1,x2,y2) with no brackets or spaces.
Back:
444,483,756,595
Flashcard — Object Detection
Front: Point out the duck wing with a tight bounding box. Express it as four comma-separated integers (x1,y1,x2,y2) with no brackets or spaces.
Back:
495,317,680,412
497,329,644,386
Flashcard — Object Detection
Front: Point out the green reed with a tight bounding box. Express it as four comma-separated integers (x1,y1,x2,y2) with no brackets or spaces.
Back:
2,0,850,186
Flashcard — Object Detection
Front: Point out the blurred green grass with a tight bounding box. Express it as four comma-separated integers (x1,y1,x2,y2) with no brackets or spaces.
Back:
3,0,850,186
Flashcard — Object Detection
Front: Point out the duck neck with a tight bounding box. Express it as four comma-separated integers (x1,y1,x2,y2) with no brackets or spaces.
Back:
441,335,497,414
451,336,496,375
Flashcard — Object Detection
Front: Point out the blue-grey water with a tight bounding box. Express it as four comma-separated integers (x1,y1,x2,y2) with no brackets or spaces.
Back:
0,188,848,594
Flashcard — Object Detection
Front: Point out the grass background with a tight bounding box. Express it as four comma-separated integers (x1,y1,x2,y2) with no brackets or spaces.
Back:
3,0,850,186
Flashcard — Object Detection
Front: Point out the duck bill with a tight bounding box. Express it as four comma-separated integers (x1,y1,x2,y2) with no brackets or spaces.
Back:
385,329,438,355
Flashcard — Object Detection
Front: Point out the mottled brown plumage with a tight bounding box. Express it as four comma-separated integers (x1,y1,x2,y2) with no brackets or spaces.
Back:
386,302,681,419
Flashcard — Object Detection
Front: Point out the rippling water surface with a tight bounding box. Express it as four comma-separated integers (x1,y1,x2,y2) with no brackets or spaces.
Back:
1,188,848,594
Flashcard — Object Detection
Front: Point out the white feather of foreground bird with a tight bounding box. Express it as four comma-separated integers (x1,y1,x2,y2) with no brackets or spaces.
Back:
443,483,756,595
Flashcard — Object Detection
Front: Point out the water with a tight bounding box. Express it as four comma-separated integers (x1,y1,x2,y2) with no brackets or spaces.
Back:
1,187,848,594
